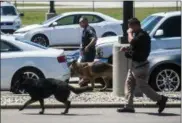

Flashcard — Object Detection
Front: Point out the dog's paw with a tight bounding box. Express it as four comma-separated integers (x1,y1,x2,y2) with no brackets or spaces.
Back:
39,111,44,114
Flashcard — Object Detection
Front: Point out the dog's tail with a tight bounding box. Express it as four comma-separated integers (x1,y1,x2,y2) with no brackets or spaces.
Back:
68,85,93,94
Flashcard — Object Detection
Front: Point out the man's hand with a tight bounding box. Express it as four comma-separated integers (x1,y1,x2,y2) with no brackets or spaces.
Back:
127,28,133,34
120,46,128,52
84,46,89,52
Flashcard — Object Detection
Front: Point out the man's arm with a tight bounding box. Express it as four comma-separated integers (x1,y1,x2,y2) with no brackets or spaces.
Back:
127,28,134,43
85,29,97,52
86,37,97,48
128,32,134,43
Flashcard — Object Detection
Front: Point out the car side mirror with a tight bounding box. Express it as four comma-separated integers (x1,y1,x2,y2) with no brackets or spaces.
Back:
19,13,24,17
52,22,58,27
154,29,164,37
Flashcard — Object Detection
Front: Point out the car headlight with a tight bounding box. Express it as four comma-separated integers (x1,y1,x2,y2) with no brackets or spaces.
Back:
14,30,28,34
14,19,21,28
96,47,104,58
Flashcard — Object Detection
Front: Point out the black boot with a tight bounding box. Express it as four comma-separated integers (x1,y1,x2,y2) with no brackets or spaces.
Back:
157,95,168,114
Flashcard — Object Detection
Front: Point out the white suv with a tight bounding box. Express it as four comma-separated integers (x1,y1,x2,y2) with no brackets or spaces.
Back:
96,11,181,64
0,1,24,33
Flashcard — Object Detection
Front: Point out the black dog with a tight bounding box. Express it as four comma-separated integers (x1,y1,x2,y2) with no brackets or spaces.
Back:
15,74,93,114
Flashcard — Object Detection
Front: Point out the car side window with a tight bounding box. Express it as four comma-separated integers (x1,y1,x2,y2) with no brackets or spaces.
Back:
0,41,20,52
158,16,181,37
56,15,75,25
81,15,104,23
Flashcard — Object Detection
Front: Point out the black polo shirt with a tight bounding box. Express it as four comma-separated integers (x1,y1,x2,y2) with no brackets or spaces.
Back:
126,29,151,62
81,25,97,51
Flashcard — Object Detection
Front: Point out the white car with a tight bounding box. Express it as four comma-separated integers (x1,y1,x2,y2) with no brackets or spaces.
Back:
0,1,24,33
96,11,181,64
1,34,70,93
14,11,123,46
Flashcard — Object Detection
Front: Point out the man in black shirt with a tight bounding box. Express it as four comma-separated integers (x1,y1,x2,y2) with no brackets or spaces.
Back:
79,16,97,62
117,18,168,113
78,17,97,86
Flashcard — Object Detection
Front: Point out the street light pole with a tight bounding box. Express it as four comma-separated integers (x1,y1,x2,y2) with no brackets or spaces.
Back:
113,1,134,96
46,1,57,20
122,1,134,44
49,1,56,13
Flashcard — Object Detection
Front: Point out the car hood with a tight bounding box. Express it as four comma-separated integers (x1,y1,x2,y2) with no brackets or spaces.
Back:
1,16,19,22
15,24,42,33
96,36,119,46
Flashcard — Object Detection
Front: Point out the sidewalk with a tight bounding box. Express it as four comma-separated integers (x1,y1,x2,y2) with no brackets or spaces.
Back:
1,90,181,109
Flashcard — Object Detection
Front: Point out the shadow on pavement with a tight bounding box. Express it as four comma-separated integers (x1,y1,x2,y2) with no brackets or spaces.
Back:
24,113,101,116
137,112,180,116
146,112,180,116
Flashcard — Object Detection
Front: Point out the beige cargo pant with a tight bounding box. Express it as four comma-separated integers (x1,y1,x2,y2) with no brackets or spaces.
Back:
125,60,162,109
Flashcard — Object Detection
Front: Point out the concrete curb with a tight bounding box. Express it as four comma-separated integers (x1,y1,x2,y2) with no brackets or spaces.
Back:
1,102,180,109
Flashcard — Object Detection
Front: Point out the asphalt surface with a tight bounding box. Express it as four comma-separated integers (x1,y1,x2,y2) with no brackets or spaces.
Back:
2,108,181,123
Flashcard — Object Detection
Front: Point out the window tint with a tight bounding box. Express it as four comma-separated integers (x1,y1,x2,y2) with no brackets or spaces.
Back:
0,6,17,16
56,15,75,25
141,16,163,33
158,16,181,37
81,15,104,23
0,41,20,52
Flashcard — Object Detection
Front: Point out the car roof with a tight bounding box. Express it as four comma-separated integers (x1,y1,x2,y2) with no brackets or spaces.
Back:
152,11,181,17
0,1,14,6
60,11,119,21
1,34,16,43
1,34,48,51
62,11,104,16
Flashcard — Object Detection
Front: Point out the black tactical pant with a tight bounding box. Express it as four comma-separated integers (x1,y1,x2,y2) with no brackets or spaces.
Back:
81,49,96,62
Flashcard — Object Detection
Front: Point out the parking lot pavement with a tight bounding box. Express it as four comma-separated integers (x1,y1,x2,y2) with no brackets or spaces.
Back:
1,108,181,123
1,87,181,109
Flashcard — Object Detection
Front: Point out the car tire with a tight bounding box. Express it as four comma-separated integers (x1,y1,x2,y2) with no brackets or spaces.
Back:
31,34,49,47
149,65,181,92
102,32,116,37
11,68,45,94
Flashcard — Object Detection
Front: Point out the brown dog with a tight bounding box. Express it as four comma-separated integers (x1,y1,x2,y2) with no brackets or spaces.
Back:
69,60,112,91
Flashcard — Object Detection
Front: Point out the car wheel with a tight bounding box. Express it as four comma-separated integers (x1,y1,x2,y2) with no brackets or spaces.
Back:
150,65,181,92
31,34,49,47
11,69,45,94
102,32,116,37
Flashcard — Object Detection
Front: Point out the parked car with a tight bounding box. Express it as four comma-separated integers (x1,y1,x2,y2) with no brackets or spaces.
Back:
13,11,123,46
96,11,181,64
95,48,181,92
0,1,24,33
147,48,181,92
69,48,181,92
1,34,70,93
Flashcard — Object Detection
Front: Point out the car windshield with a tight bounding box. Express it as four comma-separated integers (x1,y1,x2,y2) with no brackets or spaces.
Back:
141,15,163,33
16,39,48,49
0,6,17,16
42,15,62,25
